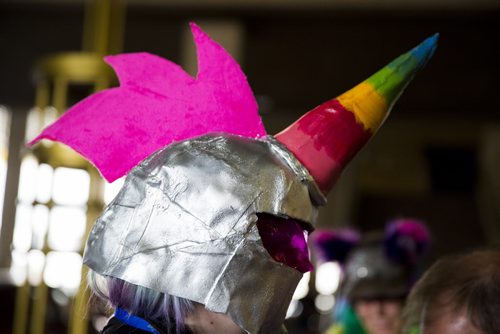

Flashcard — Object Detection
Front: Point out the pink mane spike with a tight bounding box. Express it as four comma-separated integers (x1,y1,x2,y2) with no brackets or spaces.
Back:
28,22,265,182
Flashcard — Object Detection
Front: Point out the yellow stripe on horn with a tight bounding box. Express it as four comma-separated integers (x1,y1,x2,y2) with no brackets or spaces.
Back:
336,82,389,133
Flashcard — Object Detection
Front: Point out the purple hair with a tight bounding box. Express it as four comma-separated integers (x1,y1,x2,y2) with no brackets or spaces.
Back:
88,270,194,333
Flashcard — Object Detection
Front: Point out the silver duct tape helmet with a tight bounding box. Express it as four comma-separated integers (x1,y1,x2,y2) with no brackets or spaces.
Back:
343,242,412,301
85,134,319,333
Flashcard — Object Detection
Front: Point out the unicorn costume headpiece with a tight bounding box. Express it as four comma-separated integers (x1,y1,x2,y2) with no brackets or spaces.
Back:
30,23,437,333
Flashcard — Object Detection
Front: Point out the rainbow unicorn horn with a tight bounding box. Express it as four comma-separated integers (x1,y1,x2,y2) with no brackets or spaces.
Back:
275,34,438,195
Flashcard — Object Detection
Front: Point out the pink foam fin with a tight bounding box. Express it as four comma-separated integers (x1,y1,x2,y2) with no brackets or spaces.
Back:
29,23,265,182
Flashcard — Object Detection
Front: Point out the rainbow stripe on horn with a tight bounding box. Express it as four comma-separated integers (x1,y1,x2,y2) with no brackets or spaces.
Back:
275,34,438,195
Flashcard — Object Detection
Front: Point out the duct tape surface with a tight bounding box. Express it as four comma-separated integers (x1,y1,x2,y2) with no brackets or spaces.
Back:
84,134,321,333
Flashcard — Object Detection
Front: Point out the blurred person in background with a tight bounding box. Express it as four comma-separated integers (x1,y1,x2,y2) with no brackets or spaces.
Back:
402,250,500,334
311,218,430,334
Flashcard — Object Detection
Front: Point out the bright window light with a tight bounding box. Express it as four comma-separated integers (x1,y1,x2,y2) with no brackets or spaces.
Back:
31,205,49,250
13,204,32,252
25,107,41,143
104,177,125,205
0,105,10,228
44,251,82,296
17,155,38,204
52,167,90,206
48,206,86,252
315,294,336,313
292,271,310,300
315,262,342,295
36,163,53,204
25,106,58,142
42,106,58,128
27,249,45,286
285,300,304,319
0,157,6,227
10,250,28,286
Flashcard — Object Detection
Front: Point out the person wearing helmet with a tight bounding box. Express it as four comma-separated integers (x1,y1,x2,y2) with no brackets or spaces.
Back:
30,23,437,334
312,219,430,334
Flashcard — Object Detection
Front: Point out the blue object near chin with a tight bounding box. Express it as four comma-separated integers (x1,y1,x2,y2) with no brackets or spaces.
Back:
115,308,158,333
